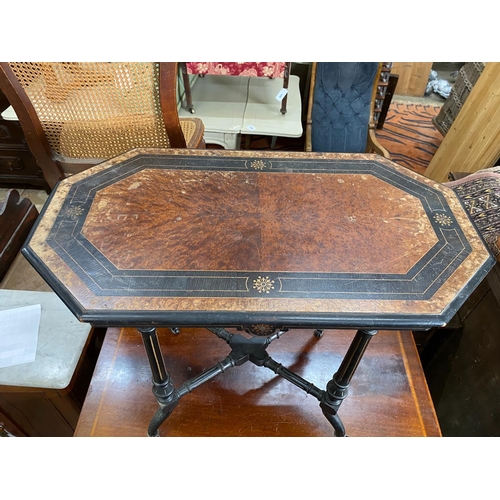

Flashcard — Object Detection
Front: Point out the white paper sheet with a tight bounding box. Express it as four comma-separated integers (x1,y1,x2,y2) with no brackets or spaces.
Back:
0,304,40,369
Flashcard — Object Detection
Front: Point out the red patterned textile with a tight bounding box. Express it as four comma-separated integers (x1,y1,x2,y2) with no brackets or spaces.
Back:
185,62,287,78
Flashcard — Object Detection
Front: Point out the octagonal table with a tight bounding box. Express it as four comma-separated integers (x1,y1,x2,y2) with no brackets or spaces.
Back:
22,148,495,436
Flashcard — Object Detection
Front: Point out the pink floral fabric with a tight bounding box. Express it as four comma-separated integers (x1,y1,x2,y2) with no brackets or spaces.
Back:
185,62,287,78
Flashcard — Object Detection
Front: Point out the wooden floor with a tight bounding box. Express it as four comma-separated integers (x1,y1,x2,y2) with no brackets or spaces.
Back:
75,327,440,437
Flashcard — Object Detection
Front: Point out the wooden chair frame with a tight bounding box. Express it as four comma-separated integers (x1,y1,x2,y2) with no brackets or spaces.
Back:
0,62,204,190
0,189,38,281
305,62,389,158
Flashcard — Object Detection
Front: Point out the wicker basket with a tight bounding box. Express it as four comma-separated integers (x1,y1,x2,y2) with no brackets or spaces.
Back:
433,62,485,136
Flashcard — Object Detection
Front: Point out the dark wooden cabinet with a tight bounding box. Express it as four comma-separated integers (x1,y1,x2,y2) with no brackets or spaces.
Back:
418,264,500,436
0,89,49,192
0,326,106,437
0,407,26,436
0,389,78,437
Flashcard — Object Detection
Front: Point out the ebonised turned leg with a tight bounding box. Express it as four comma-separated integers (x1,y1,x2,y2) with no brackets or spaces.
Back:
320,329,378,436
280,62,291,114
179,62,194,113
138,327,178,436
138,326,377,437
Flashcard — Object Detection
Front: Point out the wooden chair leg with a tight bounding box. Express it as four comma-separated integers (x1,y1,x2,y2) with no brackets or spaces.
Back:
180,63,194,114
280,62,291,115
377,74,399,130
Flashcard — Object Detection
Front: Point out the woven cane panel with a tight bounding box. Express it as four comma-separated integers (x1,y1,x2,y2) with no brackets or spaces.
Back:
180,119,197,144
8,62,171,159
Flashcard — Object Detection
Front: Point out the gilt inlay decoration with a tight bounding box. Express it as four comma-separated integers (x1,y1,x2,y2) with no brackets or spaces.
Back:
22,149,495,328
253,276,275,294
433,213,453,226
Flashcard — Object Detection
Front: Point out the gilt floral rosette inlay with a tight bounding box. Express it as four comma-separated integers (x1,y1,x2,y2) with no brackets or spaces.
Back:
434,213,453,226
253,276,275,293
247,159,271,171
64,205,84,219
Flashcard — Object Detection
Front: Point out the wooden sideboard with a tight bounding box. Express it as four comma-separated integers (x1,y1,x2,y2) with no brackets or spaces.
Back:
0,89,49,192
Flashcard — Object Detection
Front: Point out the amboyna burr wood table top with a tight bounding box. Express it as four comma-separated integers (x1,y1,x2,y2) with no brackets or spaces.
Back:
23,148,495,329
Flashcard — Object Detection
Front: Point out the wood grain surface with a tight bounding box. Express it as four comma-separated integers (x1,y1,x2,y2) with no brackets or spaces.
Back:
426,63,500,182
82,169,434,274
0,189,38,281
75,326,441,437
23,149,495,329
391,62,433,97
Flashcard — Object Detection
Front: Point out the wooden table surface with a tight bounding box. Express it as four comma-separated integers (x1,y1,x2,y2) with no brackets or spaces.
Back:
75,326,441,437
23,148,495,331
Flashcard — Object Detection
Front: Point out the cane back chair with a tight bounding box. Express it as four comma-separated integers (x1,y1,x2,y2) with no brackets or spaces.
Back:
0,62,205,190
305,62,389,158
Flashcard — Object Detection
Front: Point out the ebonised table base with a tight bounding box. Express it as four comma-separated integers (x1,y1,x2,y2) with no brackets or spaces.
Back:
138,326,377,437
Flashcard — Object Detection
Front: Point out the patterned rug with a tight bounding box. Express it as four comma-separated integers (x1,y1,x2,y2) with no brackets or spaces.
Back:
376,102,444,175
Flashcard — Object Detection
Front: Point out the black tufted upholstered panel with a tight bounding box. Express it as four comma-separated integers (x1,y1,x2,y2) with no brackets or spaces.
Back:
311,62,378,153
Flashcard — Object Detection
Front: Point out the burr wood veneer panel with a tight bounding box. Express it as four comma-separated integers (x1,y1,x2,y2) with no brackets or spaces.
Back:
23,149,495,330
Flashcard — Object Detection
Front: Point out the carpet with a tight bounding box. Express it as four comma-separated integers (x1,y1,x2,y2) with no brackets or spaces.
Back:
376,102,443,175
